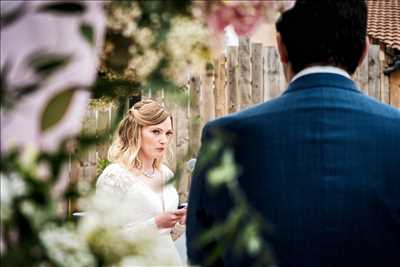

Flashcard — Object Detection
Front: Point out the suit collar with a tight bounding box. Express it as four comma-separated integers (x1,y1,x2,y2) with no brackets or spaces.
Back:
283,73,361,95
291,66,351,83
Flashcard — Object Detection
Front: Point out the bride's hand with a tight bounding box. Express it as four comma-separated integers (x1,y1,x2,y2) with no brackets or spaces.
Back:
155,209,186,229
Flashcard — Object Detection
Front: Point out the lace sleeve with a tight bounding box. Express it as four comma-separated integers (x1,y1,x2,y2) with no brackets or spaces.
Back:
95,164,130,195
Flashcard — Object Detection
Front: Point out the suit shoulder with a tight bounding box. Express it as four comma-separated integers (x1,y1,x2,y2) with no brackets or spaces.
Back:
204,101,274,130
363,95,400,121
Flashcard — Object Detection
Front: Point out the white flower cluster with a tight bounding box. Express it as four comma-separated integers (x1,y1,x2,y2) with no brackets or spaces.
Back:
107,2,141,38
207,150,239,188
127,48,161,81
0,173,27,222
165,16,213,84
77,193,159,266
40,224,96,267
106,2,161,82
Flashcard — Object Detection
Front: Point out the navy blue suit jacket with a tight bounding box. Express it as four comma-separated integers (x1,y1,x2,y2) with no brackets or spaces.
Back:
187,73,400,267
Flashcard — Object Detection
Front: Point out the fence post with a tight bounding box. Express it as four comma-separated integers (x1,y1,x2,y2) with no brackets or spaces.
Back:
353,53,369,94
227,46,239,113
380,51,390,104
215,55,228,117
251,43,263,104
368,44,381,100
172,86,190,201
201,63,216,124
188,75,202,158
163,90,177,170
390,71,400,108
238,37,252,109
263,46,284,100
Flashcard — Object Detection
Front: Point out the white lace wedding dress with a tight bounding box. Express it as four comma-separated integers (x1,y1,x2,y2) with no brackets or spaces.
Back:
96,163,185,266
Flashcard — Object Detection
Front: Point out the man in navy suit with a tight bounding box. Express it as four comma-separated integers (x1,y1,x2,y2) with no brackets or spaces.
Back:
187,1,400,267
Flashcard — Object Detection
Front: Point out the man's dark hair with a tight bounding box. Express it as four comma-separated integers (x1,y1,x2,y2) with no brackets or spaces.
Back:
276,0,368,75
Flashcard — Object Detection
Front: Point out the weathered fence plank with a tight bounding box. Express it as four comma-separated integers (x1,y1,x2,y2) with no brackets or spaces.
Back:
368,44,381,99
201,65,216,124
353,55,369,94
263,46,283,100
164,91,177,169
380,51,390,104
251,43,263,104
238,37,252,108
214,56,228,117
227,46,239,113
188,75,202,157
390,71,400,108
173,87,190,201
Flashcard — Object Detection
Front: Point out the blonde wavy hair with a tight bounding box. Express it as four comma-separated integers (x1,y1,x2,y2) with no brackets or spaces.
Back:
108,99,172,170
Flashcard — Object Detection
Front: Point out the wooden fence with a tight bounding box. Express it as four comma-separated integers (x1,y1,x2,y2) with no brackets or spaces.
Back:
69,37,399,211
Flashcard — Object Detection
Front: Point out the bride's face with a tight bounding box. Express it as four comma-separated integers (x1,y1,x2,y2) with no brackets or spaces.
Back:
140,117,173,160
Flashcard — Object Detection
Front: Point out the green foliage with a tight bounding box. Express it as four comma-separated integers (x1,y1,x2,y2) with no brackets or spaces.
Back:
40,88,76,132
80,23,95,47
99,0,202,99
96,158,110,177
207,150,238,187
102,31,132,74
92,74,141,100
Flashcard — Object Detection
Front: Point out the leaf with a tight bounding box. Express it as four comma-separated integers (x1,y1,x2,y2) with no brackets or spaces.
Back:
0,2,27,28
38,2,86,15
80,23,95,46
40,88,76,132
28,53,70,78
0,63,10,101
15,83,41,98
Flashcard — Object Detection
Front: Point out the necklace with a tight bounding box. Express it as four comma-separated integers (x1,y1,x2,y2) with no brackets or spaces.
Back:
141,166,156,178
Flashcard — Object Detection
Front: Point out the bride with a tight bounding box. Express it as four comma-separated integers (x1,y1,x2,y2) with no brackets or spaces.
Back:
96,99,186,265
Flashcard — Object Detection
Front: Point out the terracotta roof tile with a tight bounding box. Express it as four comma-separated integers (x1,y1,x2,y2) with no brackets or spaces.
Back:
368,0,400,51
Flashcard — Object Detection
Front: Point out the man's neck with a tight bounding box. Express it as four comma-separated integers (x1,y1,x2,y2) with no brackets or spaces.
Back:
291,65,351,83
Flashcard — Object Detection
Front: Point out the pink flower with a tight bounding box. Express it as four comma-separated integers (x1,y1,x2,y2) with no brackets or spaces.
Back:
205,0,296,36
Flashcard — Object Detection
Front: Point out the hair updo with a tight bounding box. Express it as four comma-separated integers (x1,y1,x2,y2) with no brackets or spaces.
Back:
108,99,172,170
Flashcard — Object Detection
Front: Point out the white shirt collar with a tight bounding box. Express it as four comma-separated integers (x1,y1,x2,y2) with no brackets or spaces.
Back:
291,65,351,83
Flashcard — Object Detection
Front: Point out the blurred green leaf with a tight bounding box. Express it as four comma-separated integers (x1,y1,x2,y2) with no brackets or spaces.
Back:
28,53,70,79
96,157,110,176
80,23,95,47
40,88,76,132
38,2,86,15
15,83,41,98
0,62,11,108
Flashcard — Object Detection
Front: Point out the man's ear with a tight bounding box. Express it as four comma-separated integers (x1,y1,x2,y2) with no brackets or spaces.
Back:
277,33,289,64
358,37,369,67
